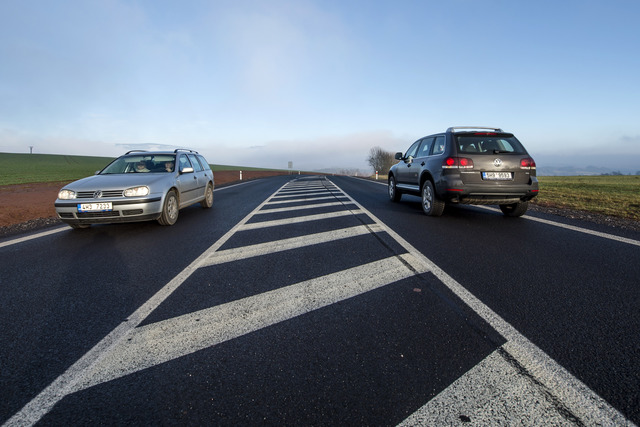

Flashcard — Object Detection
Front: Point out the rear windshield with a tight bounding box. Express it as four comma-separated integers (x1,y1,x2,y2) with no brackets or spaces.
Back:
456,133,527,154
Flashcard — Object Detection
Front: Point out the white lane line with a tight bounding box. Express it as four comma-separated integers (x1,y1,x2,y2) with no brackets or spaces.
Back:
325,178,630,425
238,210,363,231
0,226,67,249
254,201,350,214
202,224,382,266
3,179,295,427
356,177,640,247
71,254,423,392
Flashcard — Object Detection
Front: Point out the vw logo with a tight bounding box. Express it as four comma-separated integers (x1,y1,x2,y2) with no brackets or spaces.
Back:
493,158,503,167
93,190,103,198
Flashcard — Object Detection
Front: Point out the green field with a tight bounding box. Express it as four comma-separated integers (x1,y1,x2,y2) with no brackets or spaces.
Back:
533,175,640,221
0,153,288,186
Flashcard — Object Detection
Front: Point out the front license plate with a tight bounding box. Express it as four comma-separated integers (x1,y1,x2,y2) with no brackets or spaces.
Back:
78,202,113,212
482,172,513,180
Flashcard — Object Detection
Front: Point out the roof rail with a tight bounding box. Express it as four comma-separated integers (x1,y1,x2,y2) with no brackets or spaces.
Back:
125,150,148,154
446,126,504,133
174,148,199,154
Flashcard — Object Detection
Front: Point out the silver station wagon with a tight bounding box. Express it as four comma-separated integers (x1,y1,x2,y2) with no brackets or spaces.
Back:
55,149,214,228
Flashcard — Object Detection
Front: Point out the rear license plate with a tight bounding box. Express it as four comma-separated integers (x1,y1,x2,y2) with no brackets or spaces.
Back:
78,202,113,212
482,172,513,180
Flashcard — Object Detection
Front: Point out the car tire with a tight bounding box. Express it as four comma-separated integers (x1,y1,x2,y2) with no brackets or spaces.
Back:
201,183,214,208
500,201,529,217
388,176,402,202
158,190,179,226
421,180,445,216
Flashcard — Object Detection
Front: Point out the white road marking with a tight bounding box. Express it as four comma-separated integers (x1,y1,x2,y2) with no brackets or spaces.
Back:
4,176,634,426
362,177,640,247
254,201,349,214
330,179,631,426
0,226,67,248
71,254,423,392
202,224,381,266
238,210,363,231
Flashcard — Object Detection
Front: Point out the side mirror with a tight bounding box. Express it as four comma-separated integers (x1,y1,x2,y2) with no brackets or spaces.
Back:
395,152,403,160
180,166,194,174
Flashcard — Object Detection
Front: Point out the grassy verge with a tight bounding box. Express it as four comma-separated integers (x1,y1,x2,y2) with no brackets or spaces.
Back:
532,175,640,221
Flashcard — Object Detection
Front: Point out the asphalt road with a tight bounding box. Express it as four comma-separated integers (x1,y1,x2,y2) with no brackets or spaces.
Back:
1,175,638,426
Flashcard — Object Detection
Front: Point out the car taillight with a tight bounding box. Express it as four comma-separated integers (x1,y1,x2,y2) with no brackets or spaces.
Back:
443,157,474,169
520,157,536,169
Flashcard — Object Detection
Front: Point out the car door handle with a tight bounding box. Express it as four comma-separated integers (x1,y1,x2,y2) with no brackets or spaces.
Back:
421,162,425,166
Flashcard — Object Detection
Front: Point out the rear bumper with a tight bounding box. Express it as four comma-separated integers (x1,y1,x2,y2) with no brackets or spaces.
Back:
437,177,539,205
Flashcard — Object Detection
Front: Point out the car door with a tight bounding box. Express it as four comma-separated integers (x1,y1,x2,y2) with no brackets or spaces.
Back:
395,139,422,188
187,153,207,199
175,154,200,206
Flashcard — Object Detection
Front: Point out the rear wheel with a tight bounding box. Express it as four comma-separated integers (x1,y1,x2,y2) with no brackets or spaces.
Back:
500,201,529,217
201,183,214,208
388,176,402,202
421,180,445,216
158,190,179,225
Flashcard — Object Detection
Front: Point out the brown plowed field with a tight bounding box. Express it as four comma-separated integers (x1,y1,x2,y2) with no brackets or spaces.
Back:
0,170,302,228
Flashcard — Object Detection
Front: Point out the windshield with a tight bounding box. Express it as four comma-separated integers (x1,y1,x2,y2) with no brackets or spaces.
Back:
100,154,176,174
456,134,527,154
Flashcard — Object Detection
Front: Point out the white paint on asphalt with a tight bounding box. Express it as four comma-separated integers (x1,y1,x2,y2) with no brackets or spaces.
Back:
4,176,635,426
72,254,424,392
202,224,381,266
238,210,363,231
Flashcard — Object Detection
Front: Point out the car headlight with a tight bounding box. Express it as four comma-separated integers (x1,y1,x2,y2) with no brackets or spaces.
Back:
123,186,150,197
58,189,76,199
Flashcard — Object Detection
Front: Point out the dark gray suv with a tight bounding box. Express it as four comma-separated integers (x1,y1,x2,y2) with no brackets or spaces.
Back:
388,127,538,217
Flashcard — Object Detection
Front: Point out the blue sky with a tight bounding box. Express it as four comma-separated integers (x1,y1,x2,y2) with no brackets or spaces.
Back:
1,0,639,173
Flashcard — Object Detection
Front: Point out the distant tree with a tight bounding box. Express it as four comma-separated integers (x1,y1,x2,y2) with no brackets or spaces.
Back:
367,146,395,174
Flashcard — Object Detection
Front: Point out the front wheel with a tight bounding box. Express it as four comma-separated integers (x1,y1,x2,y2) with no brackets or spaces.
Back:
201,183,214,208
500,201,529,217
158,190,179,225
421,181,445,216
388,176,402,202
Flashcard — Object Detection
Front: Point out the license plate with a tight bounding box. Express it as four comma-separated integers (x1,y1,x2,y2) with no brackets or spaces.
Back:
482,172,513,180
77,202,113,212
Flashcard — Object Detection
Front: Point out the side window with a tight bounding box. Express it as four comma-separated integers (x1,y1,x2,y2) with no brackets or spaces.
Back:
197,155,211,171
417,137,434,157
431,136,446,155
405,140,421,159
188,154,204,172
178,154,192,172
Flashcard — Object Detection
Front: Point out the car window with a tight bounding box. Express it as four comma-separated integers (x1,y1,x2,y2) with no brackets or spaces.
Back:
456,135,526,154
178,154,192,171
431,136,445,155
404,140,421,159
187,154,204,172
417,137,434,157
197,155,211,171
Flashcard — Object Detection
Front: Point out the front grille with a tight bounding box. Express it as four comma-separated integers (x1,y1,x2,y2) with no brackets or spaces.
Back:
58,212,74,219
77,190,124,199
76,211,121,218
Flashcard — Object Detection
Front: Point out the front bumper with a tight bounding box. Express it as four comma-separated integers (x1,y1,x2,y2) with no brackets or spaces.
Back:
54,197,163,225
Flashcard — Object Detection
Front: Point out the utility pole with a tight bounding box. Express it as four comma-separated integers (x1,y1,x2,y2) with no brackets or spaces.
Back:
29,146,34,154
